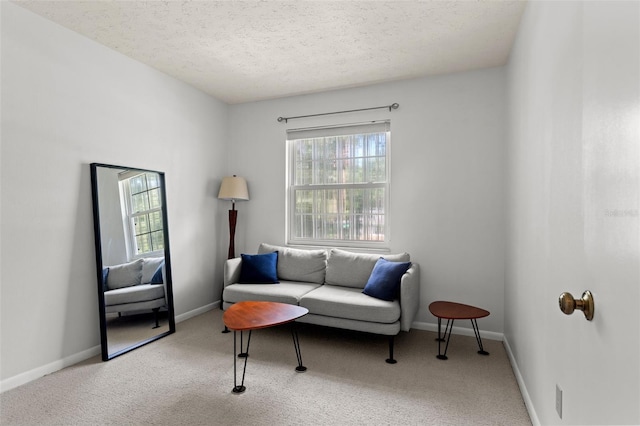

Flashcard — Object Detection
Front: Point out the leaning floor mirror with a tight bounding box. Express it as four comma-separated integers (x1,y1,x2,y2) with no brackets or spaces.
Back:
90,163,176,361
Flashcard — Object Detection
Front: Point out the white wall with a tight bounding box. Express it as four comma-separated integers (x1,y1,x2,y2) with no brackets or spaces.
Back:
505,1,639,424
96,167,128,266
1,2,228,386
227,68,507,332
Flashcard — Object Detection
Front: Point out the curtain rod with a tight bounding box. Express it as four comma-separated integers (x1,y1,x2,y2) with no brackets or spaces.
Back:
277,103,399,123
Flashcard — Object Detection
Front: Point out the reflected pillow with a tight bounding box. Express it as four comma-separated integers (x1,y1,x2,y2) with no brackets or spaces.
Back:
362,258,411,301
151,262,164,284
142,257,164,283
107,258,143,290
239,252,279,284
102,267,109,292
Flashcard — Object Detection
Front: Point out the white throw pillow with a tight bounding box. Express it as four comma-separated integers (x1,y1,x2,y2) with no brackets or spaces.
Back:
107,258,143,290
325,248,410,288
141,257,164,284
258,243,327,284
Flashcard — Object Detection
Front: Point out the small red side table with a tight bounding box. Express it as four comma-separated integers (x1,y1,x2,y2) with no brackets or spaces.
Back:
428,301,490,360
223,301,309,393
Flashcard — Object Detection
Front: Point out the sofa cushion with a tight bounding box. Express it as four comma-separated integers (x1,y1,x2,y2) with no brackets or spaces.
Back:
223,281,321,305
363,258,412,301
104,283,165,306
258,243,327,284
104,297,165,314
299,285,401,324
325,248,410,289
142,257,164,284
239,252,279,283
107,259,143,290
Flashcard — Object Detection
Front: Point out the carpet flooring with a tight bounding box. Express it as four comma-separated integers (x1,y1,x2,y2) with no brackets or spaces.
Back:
105,311,170,355
1,309,531,425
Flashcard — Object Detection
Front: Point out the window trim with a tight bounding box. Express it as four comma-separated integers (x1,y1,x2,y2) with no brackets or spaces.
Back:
285,121,391,250
119,172,165,260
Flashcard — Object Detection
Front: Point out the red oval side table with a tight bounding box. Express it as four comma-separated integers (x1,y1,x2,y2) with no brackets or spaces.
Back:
428,301,490,360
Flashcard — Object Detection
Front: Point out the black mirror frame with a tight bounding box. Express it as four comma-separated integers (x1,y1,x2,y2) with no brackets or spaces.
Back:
90,163,176,361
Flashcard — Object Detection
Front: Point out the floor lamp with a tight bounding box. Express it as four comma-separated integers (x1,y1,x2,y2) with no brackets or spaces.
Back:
218,175,249,260
218,175,249,314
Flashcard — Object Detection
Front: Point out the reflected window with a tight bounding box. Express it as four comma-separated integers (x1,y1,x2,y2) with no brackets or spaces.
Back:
120,172,164,256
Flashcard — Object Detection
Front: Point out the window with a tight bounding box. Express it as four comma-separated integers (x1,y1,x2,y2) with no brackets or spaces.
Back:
287,121,390,248
119,171,165,257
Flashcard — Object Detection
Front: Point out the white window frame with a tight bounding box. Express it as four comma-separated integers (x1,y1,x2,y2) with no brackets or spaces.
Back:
286,120,391,249
118,171,165,259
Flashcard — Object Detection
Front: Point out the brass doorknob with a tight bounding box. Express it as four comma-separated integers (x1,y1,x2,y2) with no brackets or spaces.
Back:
559,290,594,321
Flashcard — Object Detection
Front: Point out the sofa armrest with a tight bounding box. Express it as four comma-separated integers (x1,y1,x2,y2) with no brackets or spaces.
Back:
224,257,242,287
399,263,420,332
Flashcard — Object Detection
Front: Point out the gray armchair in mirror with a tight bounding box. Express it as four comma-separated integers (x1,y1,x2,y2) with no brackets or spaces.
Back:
90,163,176,361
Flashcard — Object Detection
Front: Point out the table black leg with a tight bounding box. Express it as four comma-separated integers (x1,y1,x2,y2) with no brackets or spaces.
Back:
291,324,307,372
437,319,454,360
435,317,445,342
471,319,489,356
238,330,249,358
232,330,252,394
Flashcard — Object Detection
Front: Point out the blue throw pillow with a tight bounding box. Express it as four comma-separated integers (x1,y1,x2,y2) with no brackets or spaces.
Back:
362,258,411,301
239,252,279,284
102,267,109,292
151,261,164,284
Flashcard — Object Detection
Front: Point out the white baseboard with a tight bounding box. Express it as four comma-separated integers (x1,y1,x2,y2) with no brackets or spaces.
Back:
1,302,220,394
411,320,504,341
175,302,218,323
411,321,538,425
0,345,101,394
503,335,540,426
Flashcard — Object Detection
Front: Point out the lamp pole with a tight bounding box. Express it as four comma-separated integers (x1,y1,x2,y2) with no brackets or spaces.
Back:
227,200,237,259
218,175,249,259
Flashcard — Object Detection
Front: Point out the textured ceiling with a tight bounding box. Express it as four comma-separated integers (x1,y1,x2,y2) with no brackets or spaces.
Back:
13,0,527,104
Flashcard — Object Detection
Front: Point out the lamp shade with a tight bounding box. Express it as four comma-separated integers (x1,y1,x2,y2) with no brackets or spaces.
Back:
218,176,249,201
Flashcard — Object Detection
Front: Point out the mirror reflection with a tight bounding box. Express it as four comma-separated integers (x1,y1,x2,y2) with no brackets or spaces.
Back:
90,163,175,360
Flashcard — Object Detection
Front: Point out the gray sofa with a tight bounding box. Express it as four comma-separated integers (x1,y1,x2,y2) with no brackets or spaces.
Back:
103,257,167,328
222,243,420,363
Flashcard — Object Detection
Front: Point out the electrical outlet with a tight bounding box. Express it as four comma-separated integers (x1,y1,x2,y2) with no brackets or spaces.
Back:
556,384,563,419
